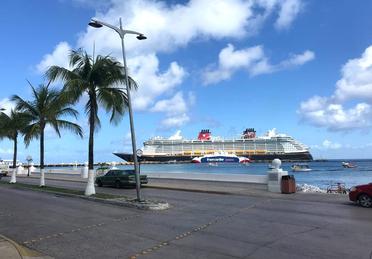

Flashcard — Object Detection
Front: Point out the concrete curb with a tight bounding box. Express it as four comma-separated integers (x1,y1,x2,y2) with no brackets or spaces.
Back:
146,185,233,195
0,234,52,259
76,193,170,211
18,175,85,184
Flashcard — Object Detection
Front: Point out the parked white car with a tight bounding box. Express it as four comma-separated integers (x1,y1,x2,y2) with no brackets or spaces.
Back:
0,163,9,176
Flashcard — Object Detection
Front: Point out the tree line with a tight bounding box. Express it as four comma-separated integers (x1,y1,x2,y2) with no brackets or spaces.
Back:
0,49,137,195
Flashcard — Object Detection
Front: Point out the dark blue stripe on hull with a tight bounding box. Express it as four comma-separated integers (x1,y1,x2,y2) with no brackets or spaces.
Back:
200,156,240,163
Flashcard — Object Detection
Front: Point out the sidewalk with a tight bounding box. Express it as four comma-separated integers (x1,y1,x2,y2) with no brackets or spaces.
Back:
17,173,269,196
0,234,51,259
15,173,349,204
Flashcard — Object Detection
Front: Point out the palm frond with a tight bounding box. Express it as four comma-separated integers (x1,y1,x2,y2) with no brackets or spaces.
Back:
85,96,101,130
46,66,80,83
62,79,87,103
97,87,128,125
16,83,84,145
23,123,40,147
55,107,79,119
50,120,62,138
43,48,141,168
55,120,83,138
11,95,38,117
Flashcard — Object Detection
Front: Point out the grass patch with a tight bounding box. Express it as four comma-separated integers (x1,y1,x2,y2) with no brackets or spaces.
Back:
0,180,123,200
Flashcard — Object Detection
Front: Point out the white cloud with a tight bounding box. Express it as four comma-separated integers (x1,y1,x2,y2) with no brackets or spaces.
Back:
322,140,342,149
311,139,342,150
129,54,186,110
0,98,15,115
151,91,195,128
36,42,71,73
77,0,248,57
203,44,264,84
37,0,305,124
151,92,187,115
168,130,183,140
38,0,306,72
0,148,13,154
299,96,371,131
275,0,303,30
299,45,372,131
67,0,112,10
299,96,327,112
76,0,302,57
161,113,190,128
203,44,314,84
187,92,196,106
334,46,372,101
280,50,315,67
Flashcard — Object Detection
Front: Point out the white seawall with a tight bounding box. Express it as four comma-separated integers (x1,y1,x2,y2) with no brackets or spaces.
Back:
146,172,268,184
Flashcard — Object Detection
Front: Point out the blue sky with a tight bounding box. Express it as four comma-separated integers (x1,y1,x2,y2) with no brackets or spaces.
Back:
1,0,372,163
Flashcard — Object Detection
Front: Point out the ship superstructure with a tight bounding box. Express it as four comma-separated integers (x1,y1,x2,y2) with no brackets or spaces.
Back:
115,128,313,163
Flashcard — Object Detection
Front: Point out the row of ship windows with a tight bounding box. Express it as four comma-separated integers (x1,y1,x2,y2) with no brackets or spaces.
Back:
148,138,292,144
149,143,300,152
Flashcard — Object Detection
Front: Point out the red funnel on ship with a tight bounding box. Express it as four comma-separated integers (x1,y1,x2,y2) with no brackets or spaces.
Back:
198,129,211,140
242,128,256,139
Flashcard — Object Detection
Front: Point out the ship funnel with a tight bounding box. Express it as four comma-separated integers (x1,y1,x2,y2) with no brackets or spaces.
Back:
198,129,211,140
242,128,256,139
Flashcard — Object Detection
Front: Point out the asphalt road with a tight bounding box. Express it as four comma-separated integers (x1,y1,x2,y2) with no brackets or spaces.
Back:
1,178,372,259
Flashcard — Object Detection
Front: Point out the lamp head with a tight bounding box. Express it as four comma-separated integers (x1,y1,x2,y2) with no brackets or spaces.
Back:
88,20,103,28
136,34,147,40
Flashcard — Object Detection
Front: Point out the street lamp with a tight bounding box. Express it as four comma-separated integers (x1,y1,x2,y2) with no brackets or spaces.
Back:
136,149,143,175
88,18,146,201
26,155,33,177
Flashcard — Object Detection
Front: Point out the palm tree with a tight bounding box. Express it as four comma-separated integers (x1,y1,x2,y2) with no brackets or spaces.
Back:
12,82,83,187
46,49,136,196
0,110,30,183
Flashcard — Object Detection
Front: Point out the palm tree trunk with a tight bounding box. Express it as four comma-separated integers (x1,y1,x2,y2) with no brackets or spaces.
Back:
88,110,94,170
85,91,96,196
12,133,17,169
9,136,17,184
39,127,45,187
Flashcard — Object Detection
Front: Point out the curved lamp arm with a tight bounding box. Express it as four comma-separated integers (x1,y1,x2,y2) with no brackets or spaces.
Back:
89,19,146,39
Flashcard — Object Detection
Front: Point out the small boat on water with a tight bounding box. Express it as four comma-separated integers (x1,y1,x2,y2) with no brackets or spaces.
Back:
166,160,177,164
192,152,251,164
342,162,358,168
291,163,312,172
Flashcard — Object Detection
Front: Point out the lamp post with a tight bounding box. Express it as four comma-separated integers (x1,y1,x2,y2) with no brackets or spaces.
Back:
136,149,143,175
26,155,32,177
88,18,146,201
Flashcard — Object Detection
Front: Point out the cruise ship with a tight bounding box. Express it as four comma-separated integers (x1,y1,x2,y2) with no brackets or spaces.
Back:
115,128,313,163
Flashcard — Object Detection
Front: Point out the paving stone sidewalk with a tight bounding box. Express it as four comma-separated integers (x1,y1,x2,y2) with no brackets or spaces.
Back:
0,234,52,259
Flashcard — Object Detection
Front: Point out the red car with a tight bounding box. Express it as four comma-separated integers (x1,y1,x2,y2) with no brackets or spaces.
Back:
349,183,372,208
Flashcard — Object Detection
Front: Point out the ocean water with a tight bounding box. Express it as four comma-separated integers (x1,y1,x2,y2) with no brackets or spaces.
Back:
113,160,372,189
